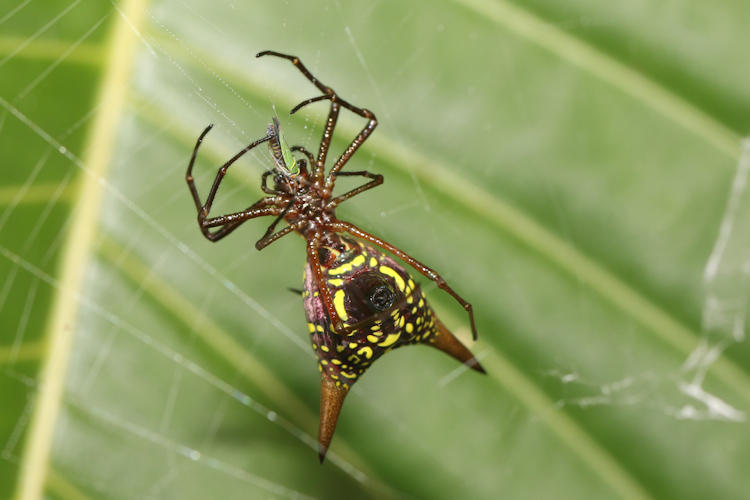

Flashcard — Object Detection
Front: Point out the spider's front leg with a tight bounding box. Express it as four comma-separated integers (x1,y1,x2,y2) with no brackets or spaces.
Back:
291,145,315,165
186,124,278,241
256,51,378,188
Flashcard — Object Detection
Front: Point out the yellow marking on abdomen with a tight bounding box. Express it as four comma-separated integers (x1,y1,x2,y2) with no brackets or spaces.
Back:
379,265,405,291
378,333,401,347
357,346,373,359
333,289,348,321
328,254,366,275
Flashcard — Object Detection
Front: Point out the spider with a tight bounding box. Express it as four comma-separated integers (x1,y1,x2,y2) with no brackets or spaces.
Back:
186,51,483,462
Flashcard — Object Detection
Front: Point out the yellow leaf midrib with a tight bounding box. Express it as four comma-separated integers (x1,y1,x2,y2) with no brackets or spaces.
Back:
14,1,151,499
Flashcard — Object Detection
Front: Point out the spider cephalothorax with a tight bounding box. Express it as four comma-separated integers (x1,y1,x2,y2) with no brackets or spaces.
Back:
186,51,484,462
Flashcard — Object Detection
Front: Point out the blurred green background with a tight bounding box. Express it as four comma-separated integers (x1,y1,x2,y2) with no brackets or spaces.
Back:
2,0,750,498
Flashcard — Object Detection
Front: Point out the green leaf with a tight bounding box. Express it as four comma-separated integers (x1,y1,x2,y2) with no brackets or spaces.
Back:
2,0,750,498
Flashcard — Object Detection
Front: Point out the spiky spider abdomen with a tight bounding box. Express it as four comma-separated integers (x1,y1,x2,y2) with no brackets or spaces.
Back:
303,236,484,453
304,236,437,387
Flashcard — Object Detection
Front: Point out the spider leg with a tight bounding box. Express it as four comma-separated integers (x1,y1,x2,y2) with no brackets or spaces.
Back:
291,145,315,164
291,94,330,114
256,51,377,189
334,221,478,340
186,124,215,213
324,105,376,187
290,145,314,180
187,127,273,217
261,171,278,195
257,51,333,95
253,201,293,249
327,170,383,207
314,102,340,181
290,92,377,190
203,137,274,214
255,225,295,250
255,215,306,251
292,97,340,183
186,124,277,241
198,202,279,241
256,51,338,181
201,220,249,242
306,234,346,334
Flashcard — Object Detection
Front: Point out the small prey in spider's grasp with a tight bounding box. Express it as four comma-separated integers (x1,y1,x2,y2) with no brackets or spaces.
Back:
185,50,484,462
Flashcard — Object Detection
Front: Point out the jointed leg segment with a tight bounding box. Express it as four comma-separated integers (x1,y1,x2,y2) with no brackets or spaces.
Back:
186,123,278,242
256,51,378,191
328,170,383,207
336,221,478,340
306,234,346,334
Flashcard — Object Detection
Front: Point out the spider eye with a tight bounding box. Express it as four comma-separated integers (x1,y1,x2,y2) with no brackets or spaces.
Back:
368,285,395,312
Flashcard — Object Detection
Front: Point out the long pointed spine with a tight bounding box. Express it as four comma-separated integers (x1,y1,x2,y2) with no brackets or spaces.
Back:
318,377,349,463
429,319,486,374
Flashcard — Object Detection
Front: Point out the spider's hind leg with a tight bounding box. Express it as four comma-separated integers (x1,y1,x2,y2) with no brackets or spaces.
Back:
336,220,479,340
